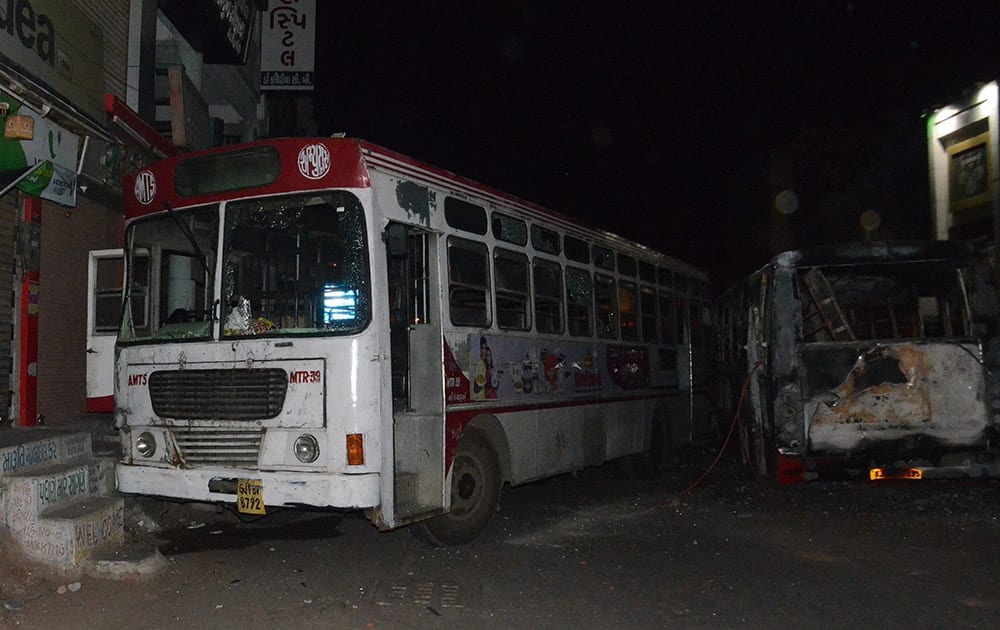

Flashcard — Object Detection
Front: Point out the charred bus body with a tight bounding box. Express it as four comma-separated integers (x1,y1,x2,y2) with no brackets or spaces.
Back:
716,240,1000,483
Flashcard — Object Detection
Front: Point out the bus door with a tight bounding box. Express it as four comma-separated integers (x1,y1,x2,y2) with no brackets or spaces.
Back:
86,249,123,412
384,222,446,526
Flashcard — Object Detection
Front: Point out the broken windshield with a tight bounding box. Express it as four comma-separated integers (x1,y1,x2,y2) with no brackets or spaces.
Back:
221,191,371,337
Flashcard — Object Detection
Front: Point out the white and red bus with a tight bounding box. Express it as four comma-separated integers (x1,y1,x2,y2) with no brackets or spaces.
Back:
115,137,714,544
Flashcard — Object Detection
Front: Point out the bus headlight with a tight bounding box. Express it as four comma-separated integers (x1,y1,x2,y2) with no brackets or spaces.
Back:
294,434,320,463
136,432,157,458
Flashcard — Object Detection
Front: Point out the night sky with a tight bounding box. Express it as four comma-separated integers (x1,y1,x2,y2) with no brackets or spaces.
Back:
313,1,1000,288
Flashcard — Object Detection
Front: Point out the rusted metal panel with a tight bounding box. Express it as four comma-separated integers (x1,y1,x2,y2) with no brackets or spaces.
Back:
806,342,987,453
719,241,999,482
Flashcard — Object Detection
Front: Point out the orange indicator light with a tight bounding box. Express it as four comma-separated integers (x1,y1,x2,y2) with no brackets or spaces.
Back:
346,433,365,466
869,467,923,481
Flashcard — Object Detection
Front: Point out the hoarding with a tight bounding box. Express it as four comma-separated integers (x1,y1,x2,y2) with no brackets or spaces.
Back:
0,92,79,205
261,0,315,91
0,0,104,123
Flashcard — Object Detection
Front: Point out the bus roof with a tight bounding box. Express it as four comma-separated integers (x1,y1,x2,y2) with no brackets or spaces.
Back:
123,136,708,281
782,240,977,269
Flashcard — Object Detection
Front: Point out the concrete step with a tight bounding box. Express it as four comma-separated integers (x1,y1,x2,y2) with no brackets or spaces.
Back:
11,494,125,572
0,425,165,579
1,458,116,530
0,430,93,479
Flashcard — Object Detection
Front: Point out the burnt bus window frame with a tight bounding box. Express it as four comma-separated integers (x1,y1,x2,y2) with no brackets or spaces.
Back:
447,236,492,327
564,235,590,263
797,262,974,342
491,211,528,246
445,197,488,235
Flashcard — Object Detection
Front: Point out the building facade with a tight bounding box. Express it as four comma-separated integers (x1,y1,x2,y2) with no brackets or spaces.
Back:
0,0,267,425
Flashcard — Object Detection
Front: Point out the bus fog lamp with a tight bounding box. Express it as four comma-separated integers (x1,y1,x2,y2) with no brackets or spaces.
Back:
294,434,320,463
136,432,156,458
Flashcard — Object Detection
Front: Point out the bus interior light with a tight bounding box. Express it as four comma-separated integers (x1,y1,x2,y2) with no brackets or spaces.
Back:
346,433,365,466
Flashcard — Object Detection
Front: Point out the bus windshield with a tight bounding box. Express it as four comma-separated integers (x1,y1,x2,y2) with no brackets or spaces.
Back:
222,191,370,337
120,191,371,342
121,206,219,342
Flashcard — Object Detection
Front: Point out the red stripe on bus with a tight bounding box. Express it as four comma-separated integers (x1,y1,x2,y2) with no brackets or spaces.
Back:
86,395,114,413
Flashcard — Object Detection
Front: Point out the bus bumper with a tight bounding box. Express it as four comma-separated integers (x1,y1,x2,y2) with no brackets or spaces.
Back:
116,463,380,509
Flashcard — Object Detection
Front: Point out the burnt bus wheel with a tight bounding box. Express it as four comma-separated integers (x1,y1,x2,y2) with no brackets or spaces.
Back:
412,430,501,546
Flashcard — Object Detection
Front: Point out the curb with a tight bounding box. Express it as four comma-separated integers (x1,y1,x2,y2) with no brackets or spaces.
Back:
85,542,168,581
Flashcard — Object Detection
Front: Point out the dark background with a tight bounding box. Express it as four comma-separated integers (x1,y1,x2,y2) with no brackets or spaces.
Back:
313,1,1000,288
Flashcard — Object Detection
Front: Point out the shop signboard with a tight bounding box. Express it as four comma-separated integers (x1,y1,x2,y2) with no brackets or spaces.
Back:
0,92,79,206
0,0,105,124
261,0,315,91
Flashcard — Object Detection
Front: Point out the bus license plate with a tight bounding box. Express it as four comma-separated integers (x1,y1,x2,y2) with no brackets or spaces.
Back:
237,478,266,515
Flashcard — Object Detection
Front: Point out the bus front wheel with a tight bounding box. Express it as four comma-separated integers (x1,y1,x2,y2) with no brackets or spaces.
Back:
412,430,501,546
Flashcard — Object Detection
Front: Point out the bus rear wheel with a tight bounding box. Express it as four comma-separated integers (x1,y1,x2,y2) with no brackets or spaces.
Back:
412,430,501,546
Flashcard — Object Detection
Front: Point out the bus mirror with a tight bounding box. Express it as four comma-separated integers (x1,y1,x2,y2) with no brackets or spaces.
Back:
387,224,407,257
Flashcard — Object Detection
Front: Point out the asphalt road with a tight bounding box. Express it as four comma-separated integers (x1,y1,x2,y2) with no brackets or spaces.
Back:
2,448,999,629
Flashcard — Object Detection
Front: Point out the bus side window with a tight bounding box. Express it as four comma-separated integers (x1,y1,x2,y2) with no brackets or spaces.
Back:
640,285,657,342
675,296,687,344
595,273,618,339
566,267,593,337
620,281,638,341
448,237,491,327
494,248,530,330
533,258,564,334
658,290,676,345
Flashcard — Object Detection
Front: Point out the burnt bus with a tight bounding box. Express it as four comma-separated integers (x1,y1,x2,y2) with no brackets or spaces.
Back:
715,240,1000,483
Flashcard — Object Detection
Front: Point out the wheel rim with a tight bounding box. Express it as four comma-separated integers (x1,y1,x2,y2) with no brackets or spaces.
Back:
449,450,485,519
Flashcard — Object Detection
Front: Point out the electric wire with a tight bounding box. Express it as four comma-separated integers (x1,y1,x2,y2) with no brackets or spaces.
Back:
680,360,765,495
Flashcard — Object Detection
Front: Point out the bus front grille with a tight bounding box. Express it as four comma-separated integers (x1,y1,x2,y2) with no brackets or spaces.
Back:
149,368,288,420
172,427,263,468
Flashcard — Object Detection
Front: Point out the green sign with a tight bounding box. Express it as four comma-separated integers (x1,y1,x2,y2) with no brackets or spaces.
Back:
0,92,79,205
